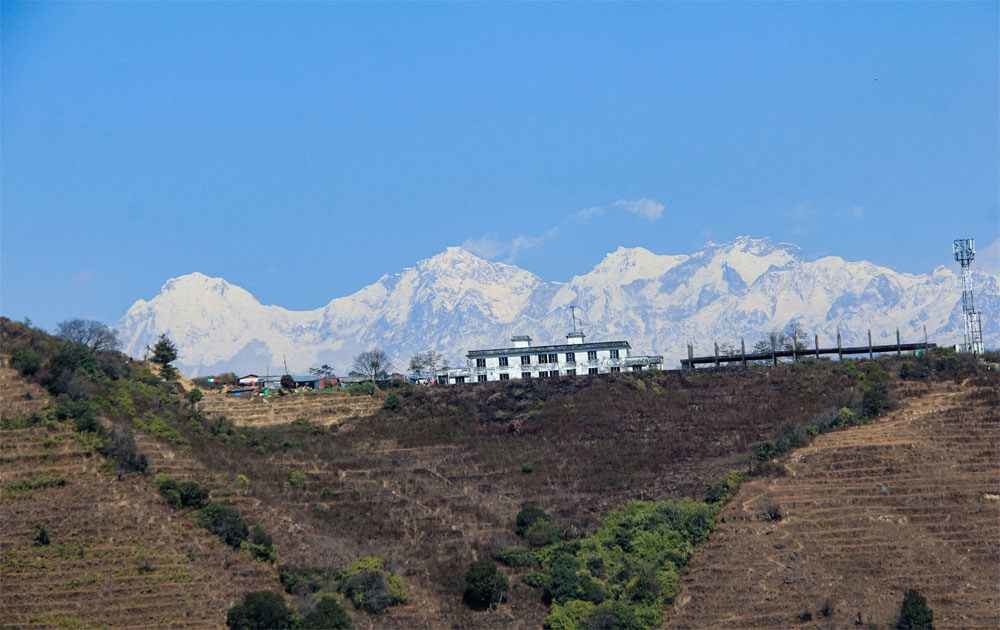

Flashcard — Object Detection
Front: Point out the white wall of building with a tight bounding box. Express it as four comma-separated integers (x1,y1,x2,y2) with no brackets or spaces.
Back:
437,341,663,384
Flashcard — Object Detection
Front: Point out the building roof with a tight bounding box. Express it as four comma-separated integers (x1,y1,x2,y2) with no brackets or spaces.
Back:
467,340,631,358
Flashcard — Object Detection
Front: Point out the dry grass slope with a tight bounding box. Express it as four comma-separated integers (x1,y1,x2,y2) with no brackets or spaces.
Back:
667,377,1000,629
198,390,380,427
0,366,279,629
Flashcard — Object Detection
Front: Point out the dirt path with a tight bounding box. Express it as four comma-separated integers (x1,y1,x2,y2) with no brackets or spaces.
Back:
667,381,1000,629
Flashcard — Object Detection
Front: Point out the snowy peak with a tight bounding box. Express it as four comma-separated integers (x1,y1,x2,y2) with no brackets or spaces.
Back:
583,246,688,285
117,238,999,376
700,236,800,285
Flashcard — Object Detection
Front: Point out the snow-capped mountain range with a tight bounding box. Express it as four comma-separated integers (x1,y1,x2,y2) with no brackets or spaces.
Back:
117,237,999,376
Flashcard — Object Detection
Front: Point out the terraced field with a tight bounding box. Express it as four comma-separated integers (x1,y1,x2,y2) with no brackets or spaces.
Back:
180,366,873,628
198,389,379,427
0,368,279,629
668,377,1000,629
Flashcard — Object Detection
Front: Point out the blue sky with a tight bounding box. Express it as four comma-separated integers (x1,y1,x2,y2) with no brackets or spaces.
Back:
3,2,997,329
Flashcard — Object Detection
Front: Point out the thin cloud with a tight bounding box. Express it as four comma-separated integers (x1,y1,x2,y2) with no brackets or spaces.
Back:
466,196,666,262
613,198,665,221
461,235,507,260
462,227,559,263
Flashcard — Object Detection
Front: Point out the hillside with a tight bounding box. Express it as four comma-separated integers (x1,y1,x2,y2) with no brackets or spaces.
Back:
3,314,995,629
156,359,900,627
116,236,1000,375
0,365,279,628
667,374,1000,629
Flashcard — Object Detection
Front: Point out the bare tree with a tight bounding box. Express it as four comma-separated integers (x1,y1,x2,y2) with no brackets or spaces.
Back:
353,349,390,384
56,319,120,352
309,364,335,378
783,321,807,352
409,350,442,380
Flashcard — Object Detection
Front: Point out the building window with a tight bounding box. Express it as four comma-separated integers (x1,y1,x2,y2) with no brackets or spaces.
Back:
521,355,531,366
632,365,642,372
499,373,509,381
565,352,575,364
610,367,621,374
499,356,509,367
587,350,597,361
454,376,466,383
537,354,548,364
588,367,599,375
521,372,531,380
548,353,558,363
538,371,547,378
610,349,620,359
476,358,486,368
477,374,487,383
437,376,448,384
566,369,576,376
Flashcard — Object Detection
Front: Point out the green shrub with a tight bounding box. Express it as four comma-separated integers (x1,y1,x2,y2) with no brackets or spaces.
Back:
515,503,550,537
526,499,718,629
896,589,933,630
54,399,100,432
242,524,276,563
522,572,547,590
521,462,535,474
156,476,208,509
546,600,596,630
301,595,352,629
100,428,148,474
11,347,41,376
704,471,744,504
546,553,582,604
287,470,307,488
382,393,400,411
346,382,375,396
581,600,646,630
33,525,50,546
198,503,249,548
525,519,562,548
226,591,294,630
6,474,66,494
339,556,407,614
494,546,540,568
279,566,337,596
462,559,509,610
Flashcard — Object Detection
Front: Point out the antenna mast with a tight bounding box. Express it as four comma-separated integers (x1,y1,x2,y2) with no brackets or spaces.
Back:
570,305,579,333
953,238,984,355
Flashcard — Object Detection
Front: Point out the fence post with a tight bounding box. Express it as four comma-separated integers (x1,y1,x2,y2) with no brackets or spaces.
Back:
868,329,873,360
687,343,694,371
837,330,843,361
714,342,720,368
771,338,777,366
896,329,901,356
741,337,747,369
815,334,819,359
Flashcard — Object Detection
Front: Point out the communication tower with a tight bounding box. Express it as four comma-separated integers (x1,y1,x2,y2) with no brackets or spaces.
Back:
953,238,984,355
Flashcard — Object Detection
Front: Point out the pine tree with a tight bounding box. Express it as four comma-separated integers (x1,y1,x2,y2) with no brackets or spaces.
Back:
151,334,178,366
897,589,933,630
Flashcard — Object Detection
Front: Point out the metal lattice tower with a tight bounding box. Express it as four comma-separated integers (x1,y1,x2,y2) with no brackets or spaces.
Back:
953,238,984,355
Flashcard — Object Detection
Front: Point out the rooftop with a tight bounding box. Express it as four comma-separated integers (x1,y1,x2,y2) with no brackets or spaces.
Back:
467,339,631,358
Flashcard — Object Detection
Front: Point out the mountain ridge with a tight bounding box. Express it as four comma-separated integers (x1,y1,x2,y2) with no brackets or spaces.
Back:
117,237,1000,376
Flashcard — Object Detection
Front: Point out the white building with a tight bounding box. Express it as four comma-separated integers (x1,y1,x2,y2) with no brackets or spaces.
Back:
436,331,663,384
